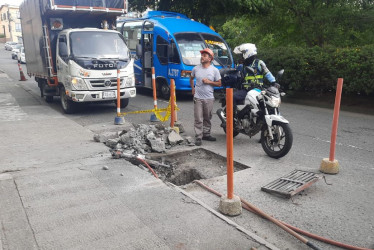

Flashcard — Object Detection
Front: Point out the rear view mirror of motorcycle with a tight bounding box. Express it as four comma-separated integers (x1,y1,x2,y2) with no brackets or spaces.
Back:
277,69,284,79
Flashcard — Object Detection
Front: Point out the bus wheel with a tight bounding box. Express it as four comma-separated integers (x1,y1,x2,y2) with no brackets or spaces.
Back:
159,81,170,100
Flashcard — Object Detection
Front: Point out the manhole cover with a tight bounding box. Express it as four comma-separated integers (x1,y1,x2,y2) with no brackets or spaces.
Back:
261,170,320,198
146,148,249,186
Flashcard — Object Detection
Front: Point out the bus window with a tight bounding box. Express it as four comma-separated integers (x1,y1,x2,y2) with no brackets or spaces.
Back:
174,33,204,66
202,33,232,66
156,36,168,65
169,40,180,64
122,22,142,51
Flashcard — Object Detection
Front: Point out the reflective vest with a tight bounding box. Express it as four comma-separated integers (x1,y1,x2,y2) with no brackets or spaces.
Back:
243,59,264,88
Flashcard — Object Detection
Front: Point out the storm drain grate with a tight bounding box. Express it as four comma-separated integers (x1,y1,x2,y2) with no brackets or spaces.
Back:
261,170,320,198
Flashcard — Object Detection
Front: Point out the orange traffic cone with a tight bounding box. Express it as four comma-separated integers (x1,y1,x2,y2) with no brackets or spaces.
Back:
18,63,27,81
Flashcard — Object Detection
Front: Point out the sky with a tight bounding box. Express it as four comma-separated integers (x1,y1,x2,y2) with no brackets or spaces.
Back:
0,0,23,6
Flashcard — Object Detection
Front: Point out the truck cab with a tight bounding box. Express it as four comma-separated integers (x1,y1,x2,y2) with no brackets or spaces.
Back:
20,0,135,114
118,11,234,99
55,28,135,112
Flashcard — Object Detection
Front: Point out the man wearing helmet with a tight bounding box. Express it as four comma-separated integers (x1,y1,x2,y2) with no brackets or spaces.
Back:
190,48,222,146
232,43,279,106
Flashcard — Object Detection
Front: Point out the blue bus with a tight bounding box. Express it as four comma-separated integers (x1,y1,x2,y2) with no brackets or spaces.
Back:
118,11,234,99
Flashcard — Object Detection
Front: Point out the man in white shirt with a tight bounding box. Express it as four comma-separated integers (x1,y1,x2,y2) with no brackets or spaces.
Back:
189,48,221,146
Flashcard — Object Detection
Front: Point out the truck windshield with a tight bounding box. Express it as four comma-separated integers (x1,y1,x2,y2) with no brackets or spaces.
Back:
70,31,129,60
175,33,232,66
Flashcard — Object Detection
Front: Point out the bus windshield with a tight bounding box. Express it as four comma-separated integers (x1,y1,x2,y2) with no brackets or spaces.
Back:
175,33,232,66
70,31,129,59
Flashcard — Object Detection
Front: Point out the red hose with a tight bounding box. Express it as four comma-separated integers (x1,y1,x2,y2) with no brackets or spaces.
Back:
136,157,159,179
193,180,372,250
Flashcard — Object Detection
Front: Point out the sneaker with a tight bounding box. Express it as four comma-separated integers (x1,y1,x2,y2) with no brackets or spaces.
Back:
202,135,216,141
195,138,202,146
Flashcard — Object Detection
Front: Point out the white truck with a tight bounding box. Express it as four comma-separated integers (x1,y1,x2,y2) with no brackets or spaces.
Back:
20,0,136,113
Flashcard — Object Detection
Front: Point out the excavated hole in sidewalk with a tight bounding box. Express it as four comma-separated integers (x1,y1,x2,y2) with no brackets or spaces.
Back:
146,148,249,186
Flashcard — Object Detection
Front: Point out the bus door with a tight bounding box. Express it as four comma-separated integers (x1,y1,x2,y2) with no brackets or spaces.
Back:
167,39,181,84
141,20,154,88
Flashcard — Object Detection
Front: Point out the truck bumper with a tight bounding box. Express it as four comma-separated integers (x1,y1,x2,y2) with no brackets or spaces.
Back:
70,87,136,102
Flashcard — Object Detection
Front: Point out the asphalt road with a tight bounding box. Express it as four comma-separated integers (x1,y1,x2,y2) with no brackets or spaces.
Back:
1,46,373,249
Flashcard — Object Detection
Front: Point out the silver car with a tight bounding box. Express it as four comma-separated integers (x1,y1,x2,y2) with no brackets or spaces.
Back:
5,42,17,51
11,44,23,59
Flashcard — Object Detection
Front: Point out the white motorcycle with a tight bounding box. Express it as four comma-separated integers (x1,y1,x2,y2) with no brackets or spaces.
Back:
217,67,293,158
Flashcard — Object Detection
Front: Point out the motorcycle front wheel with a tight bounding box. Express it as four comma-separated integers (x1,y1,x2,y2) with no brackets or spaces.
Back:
261,121,293,159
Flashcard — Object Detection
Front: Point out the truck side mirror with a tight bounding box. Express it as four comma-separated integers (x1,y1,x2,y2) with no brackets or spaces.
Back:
136,44,142,58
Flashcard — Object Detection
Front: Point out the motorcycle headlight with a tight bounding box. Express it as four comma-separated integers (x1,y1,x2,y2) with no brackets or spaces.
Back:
123,76,135,87
71,77,88,90
268,96,281,107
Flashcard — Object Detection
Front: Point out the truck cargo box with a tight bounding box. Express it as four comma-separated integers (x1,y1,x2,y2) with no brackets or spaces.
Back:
20,0,127,78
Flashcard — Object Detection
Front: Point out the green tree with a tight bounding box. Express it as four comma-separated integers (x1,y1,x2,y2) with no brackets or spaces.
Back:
220,0,374,48
128,0,273,25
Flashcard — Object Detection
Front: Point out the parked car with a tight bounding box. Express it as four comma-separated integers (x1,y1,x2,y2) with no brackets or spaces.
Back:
5,42,17,51
11,44,23,59
4,41,14,49
17,47,26,64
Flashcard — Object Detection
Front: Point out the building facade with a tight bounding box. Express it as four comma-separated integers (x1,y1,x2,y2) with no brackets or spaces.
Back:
0,4,22,43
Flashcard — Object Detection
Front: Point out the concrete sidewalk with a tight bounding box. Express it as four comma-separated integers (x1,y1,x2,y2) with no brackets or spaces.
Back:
0,74,276,249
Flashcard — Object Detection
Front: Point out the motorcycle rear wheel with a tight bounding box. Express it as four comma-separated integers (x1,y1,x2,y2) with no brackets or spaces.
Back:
261,121,293,159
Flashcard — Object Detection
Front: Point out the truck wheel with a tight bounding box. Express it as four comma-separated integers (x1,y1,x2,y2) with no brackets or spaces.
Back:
120,98,129,109
38,80,44,98
60,86,76,114
45,96,53,103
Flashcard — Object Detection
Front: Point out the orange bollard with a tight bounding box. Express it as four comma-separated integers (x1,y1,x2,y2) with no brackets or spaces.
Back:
226,88,234,199
174,87,178,122
116,68,121,116
218,88,241,216
329,78,343,161
150,67,159,122
170,79,176,128
18,63,26,81
114,66,124,125
151,67,158,109
320,78,343,174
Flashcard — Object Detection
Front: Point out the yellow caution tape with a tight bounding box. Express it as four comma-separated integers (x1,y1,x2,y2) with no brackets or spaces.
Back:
119,94,179,123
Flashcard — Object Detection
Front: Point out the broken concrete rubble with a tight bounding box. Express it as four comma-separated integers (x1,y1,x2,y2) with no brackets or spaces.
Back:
95,123,193,155
93,131,120,143
149,138,165,153
168,130,184,146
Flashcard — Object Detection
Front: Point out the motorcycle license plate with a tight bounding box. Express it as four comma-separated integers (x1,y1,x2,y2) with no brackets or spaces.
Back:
103,91,116,99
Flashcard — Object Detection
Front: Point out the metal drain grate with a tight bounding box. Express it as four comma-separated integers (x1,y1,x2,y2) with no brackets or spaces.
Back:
261,170,320,198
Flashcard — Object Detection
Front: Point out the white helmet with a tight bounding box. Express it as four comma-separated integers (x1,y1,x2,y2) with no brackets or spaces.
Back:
233,43,257,59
